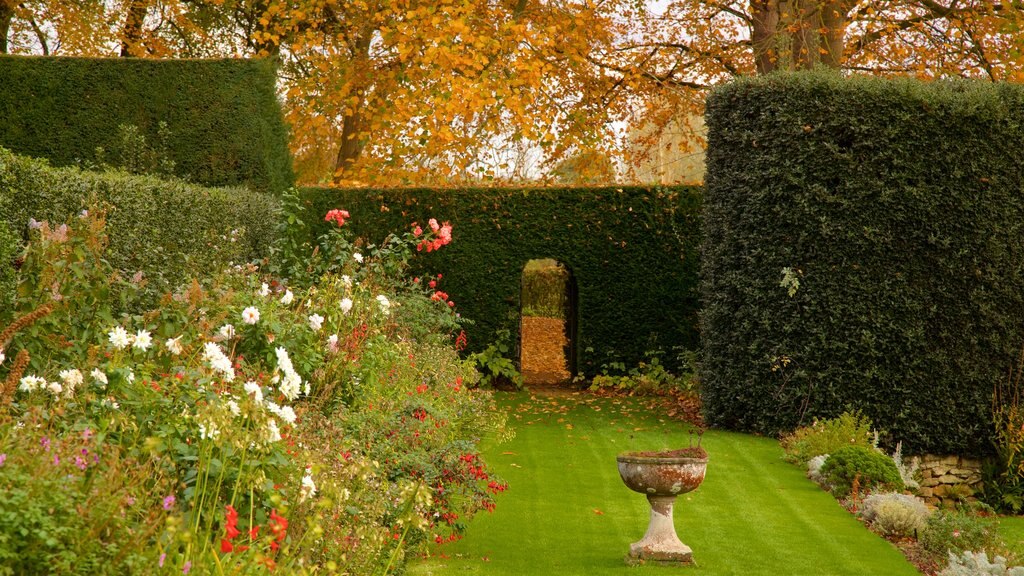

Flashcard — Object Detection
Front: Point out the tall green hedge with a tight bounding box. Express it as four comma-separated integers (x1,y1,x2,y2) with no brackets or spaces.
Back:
702,70,1024,454
300,186,702,376
0,147,279,306
0,55,293,193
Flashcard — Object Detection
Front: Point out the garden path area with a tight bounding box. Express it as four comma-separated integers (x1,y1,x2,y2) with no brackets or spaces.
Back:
408,391,922,576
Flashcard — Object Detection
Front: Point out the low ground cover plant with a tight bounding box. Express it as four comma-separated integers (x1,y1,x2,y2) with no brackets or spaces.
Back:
0,202,504,574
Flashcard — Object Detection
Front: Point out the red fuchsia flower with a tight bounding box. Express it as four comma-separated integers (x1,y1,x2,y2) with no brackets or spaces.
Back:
224,505,242,540
269,509,288,551
324,209,350,227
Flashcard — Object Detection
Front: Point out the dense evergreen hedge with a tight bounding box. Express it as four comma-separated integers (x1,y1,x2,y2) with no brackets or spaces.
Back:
0,147,279,307
0,55,293,193
702,70,1024,454
300,186,702,376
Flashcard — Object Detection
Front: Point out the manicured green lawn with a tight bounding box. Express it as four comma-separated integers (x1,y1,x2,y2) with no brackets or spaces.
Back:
1001,516,1024,558
408,391,921,576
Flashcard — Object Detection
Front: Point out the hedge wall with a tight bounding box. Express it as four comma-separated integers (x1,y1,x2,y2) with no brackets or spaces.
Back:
0,147,279,307
702,70,1024,455
0,55,293,193
300,186,702,376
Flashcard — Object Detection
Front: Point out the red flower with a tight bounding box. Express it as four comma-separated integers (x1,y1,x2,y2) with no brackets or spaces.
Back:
220,539,234,553
224,505,241,540
324,209,350,226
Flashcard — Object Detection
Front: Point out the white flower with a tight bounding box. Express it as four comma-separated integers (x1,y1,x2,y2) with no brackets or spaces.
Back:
46,380,62,395
341,275,352,289
133,330,152,351
304,382,311,396
300,468,317,502
266,419,282,443
0,350,5,365
103,397,120,410
199,421,220,440
127,370,135,383
243,381,264,404
59,369,83,396
91,368,108,387
259,283,270,297
226,400,241,416
108,326,131,349
340,298,353,314
165,336,183,356
308,313,324,331
203,342,236,382
274,347,303,400
376,294,391,313
18,375,45,392
352,253,363,263
219,324,236,339
278,405,297,425
241,306,260,325
327,334,339,353
280,290,294,305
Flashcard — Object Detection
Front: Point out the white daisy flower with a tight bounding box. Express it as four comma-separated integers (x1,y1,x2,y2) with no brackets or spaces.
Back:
108,326,131,350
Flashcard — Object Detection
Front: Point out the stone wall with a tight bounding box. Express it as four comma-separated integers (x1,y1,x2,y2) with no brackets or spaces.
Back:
917,455,983,507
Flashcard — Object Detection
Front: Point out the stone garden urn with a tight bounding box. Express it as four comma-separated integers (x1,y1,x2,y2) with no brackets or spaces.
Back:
616,447,707,565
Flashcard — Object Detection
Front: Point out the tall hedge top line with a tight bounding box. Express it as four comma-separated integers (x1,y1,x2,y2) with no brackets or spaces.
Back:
0,55,293,194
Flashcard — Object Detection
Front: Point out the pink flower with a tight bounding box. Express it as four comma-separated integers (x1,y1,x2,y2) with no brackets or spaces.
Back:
429,218,440,232
163,495,176,510
413,225,423,236
324,209,350,226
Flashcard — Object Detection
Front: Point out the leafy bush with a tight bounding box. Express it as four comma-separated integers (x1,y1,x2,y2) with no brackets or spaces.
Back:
588,351,698,395
859,492,931,538
521,259,568,318
939,551,1024,576
703,70,1024,454
920,510,999,559
0,219,16,316
0,147,279,308
471,328,523,389
820,445,903,498
982,353,1024,513
781,411,874,465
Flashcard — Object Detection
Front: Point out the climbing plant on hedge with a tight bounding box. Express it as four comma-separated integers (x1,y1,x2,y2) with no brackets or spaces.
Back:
0,55,293,194
702,70,1024,455
299,186,702,377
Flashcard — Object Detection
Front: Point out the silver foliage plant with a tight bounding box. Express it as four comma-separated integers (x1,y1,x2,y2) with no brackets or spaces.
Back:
938,551,1024,576
859,492,931,538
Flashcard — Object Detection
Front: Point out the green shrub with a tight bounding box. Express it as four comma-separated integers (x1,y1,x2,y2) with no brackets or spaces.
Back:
0,218,16,316
298,185,703,378
920,510,999,559
859,492,931,538
820,445,903,497
982,358,1024,513
0,55,293,193
521,259,569,318
702,70,1024,454
780,411,874,465
0,147,278,309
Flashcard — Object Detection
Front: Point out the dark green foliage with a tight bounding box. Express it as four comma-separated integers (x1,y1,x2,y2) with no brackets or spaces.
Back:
0,218,16,317
0,55,293,193
0,147,279,307
820,446,903,497
702,70,1024,454
521,260,569,318
298,186,702,377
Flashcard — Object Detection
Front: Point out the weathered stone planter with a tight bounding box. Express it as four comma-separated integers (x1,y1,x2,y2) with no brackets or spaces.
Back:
616,448,707,565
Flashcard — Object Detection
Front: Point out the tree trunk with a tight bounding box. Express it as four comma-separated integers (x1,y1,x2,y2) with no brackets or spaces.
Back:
120,0,148,57
0,1,15,53
750,0,851,74
332,32,373,181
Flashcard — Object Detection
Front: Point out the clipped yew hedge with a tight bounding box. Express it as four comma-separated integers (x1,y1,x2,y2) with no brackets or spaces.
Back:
702,70,1024,454
300,186,702,376
0,55,292,193
0,147,279,308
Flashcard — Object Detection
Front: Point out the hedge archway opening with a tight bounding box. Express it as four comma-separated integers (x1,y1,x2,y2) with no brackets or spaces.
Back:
519,259,576,386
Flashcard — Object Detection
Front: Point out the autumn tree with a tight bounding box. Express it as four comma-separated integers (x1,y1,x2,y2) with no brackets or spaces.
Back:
1,1,1022,185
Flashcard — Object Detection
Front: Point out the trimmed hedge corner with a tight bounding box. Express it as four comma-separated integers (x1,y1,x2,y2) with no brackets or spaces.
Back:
0,55,293,194
701,70,1024,454
0,147,279,306
299,186,702,377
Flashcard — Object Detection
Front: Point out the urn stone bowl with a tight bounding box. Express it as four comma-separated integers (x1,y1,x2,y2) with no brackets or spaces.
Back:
616,448,707,565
